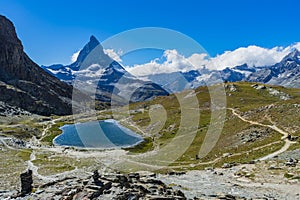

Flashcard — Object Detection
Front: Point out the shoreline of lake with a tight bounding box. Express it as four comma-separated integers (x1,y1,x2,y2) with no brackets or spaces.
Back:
53,119,144,150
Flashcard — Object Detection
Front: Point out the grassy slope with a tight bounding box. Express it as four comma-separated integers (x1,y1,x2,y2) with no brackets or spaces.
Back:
127,82,300,169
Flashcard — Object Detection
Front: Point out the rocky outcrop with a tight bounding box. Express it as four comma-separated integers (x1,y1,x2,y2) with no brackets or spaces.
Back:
0,100,31,116
10,171,187,200
0,15,88,116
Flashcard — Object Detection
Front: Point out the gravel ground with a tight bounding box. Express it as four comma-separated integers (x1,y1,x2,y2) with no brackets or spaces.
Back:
158,162,300,199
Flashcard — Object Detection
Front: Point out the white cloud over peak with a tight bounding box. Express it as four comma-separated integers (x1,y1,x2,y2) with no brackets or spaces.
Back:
71,51,80,63
104,49,123,62
125,43,300,77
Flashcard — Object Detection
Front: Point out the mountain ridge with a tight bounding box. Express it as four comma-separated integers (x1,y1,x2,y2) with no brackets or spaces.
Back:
246,49,300,87
139,49,300,92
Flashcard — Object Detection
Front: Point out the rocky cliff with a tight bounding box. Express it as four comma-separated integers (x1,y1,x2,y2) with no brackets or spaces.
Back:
0,15,85,116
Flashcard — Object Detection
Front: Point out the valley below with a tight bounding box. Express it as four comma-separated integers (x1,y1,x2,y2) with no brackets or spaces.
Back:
0,82,300,199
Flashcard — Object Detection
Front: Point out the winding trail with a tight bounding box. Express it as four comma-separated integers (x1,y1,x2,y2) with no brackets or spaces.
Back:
123,140,284,170
27,151,56,181
228,108,295,161
228,108,289,138
120,118,147,136
26,117,79,182
41,118,58,138
0,136,16,150
259,139,292,161
27,149,79,182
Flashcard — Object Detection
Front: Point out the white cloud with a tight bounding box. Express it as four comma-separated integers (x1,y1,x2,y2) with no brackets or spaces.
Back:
104,49,123,62
187,53,210,68
125,50,208,77
125,43,300,76
71,51,80,63
207,44,299,70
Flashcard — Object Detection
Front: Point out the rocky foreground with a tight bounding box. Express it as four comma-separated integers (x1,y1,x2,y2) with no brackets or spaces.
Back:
2,170,190,200
0,169,264,200
1,158,299,200
0,132,299,200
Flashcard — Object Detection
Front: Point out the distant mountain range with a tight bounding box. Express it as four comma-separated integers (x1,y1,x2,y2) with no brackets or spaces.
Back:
136,49,300,92
42,36,300,94
246,49,300,87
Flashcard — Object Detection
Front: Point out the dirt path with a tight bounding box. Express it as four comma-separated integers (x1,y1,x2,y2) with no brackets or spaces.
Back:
126,140,283,170
26,116,78,182
27,151,56,182
0,136,16,150
40,117,61,138
41,121,54,137
27,149,80,182
228,108,295,161
228,108,289,138
259,139,293,161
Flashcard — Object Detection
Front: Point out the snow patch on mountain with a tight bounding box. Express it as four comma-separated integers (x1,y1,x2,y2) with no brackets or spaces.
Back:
104,49,123,62
73,64,106,78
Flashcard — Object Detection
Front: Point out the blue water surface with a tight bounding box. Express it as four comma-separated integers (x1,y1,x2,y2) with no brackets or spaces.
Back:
53,120,143,148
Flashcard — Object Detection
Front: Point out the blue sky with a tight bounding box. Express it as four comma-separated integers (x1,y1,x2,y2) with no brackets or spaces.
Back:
0,0,299,66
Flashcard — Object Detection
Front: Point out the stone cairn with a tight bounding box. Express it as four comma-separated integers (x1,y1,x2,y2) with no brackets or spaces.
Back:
20,169,33,197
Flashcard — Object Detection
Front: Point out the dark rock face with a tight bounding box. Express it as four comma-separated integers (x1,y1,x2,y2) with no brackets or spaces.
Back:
0,15,87,116
20,170,33,196
69,35,101,70
220,67,245,82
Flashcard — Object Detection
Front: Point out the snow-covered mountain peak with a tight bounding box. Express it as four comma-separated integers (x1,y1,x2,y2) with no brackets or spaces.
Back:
41,36,169,103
